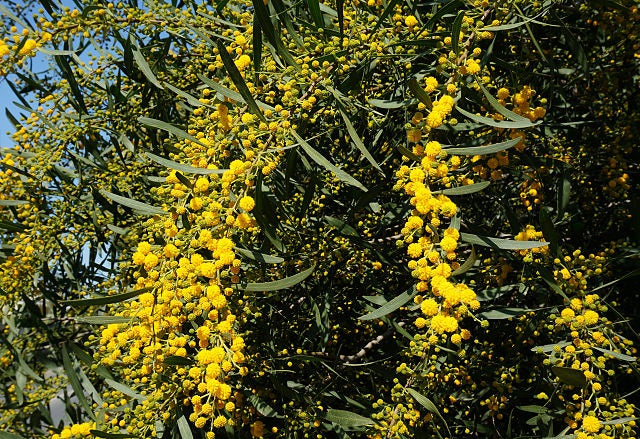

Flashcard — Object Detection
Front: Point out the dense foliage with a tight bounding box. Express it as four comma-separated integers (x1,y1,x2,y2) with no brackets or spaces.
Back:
0,0,639,437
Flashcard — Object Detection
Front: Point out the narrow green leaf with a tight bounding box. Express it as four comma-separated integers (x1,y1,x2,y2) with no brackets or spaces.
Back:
590,268,640,293
517,405,548,414
372,0,399,33
367,98,414,109
593,347,636,362
531,341,571,353
138,116,207,147
408,78,433,109
163,82,206,107
359,287,417,321
251,0,300,69
215,39,266,122
293,132,367,191
325,216,359,237
75,316,134,325
452,247,476,276
456,106,540,129
331,95,382,172
444,136,522,156
145,152,226,175
235,247,284,264
461,233,548,250
252,17,263,79
451,11,464,55
324,409,373,428
90,430,137,439
242,265,315,292
551,366,587,388
479,16,537,31
407,388,451,436
163,356,193,366
62,287,152,307
478,307,529,320
601,417,636,425
61,345,96,420
398,145,421,162
478,82,529,122
247,394,282,418
436,181,490,196
105,378,144,401
177,415,194,439
130,38,164,90
100,190,165,216
0,200,29,206
557,174,571,217
306,0,325,29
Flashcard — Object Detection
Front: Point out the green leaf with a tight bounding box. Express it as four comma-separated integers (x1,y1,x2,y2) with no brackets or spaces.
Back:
247,394,282,418
163,82,206,107
436,181,490,196
443,136,522,155
359,287,417,321
74,316,134,325
398,145,421,162
557,173,571,217
593,347,636,362
105,378,144,401
517,405,549,414
242,265,315,292
293,132,367,191
177,415,194,439
324,409,373,428
452,247,476,276
551,366,587,388
479,16,537,31
531,341,571,353
61,345,96,420
235,247,284,264
306,0,325,29
325,216,359,237
329,89,382,173
367,98,414,109
601,417,636,425
591,267,640,293
478,307,529,320
406,388,451,436
539,208,559,256
460,233,548,250
130,37,164,90
100,190,165,216
456,106,541,129
451,11,464,55
62,288,152,307
0,200,29,206
163,356,193,366
90,430,137,439
478,81,530,122
145,152,226,175
215,39,266,122
372,0,399,32
250,0,300,70
138,116,207,147
408,78,432,110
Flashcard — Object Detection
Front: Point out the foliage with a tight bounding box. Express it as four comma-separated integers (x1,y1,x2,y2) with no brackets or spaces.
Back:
0,0,639,437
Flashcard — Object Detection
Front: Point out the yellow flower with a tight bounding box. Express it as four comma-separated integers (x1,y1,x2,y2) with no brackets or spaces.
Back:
581,415,601,433
238,195,255,211
18,39,37,56
405,15,418,29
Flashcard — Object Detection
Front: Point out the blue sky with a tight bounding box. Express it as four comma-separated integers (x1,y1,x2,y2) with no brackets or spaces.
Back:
0,79,18,148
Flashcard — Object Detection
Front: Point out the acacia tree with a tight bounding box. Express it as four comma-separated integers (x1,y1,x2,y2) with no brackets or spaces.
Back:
0,0,639,437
